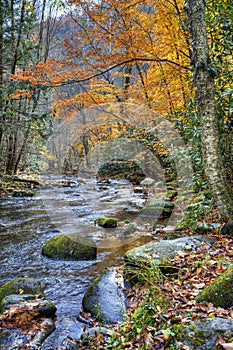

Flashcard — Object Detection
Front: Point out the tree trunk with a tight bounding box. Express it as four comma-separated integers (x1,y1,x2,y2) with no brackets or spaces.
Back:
185,0,233,220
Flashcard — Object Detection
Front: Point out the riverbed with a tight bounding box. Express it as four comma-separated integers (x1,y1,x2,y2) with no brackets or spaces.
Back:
0,176,154,349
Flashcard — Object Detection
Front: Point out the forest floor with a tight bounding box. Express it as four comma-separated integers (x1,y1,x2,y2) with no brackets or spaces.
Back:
76,227,233,350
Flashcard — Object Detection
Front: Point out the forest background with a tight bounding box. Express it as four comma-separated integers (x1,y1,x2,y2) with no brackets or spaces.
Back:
0,0,232,227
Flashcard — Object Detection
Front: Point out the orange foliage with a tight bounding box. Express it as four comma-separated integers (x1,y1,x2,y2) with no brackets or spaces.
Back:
13,0,193,119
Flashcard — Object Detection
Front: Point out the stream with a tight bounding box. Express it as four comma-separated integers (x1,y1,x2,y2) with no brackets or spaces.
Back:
0,175,155,349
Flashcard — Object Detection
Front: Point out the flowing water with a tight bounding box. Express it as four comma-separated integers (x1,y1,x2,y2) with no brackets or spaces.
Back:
0,176,154,348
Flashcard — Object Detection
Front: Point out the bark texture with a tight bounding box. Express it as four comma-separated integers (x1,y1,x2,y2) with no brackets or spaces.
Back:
185,0,233,220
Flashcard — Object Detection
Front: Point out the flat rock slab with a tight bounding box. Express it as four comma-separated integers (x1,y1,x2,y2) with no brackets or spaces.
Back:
124,235,216,266
82,267,127,324
179,317,233,349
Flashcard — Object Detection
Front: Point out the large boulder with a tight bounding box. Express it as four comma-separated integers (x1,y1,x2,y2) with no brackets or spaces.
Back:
196,265,233,308
82,267,127,324
178,317,233,349
42,234,97,260
124,235,216,266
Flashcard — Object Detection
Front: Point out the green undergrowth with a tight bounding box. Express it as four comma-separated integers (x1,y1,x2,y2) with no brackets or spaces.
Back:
79,262,179,349
175,189,217,230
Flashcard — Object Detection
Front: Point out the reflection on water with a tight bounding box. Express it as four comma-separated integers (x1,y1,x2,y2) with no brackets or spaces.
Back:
0,176,153,348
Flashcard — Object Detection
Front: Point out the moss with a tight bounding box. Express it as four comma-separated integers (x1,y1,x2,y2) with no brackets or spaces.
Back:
0,278,44,312
42,234,97,260
94,217,119,228
196,265,233,308
180,325,207,347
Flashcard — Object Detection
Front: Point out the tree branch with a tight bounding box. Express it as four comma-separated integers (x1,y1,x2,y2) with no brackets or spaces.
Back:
54,57,190,87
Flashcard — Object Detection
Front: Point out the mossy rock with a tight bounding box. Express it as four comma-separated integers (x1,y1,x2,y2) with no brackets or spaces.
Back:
42,234,97,260
196,265,233,308
125,236,216,267
94,217,119,228
0,278,44,312
178,317,233,349
147,198,174,208
220,219,233,237
140,198,174,218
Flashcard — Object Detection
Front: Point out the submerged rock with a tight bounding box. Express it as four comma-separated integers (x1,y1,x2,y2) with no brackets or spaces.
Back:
82,267,127,324
196,265,233,308
178,317,233,349
94,217,119,228
42,234,97,260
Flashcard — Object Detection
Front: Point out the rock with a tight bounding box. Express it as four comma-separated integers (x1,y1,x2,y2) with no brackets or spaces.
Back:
0,294,36,309
124,235,216,266
82,267,127,324
81,326,114,340
140,198,174,218
0,278,44,311
1,296,56,317
0,318,56,350
94,217,119,228
178,317,233,349
12,189,35,197
28,318,56,347
42,234,97,260
196,265,233,308
140,177,155,186
0,328,29,349
220,219,233,236
133,186,144,193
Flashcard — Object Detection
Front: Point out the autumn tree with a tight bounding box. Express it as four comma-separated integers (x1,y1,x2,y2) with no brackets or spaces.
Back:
0,0,62,174
185,0,233,220
49,0,191,117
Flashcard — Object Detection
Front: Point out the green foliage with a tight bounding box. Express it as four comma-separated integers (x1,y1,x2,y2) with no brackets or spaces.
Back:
175,190,214,230
206,0,233,182
131,287,169,332
97,160,145,184
174,101,207,192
